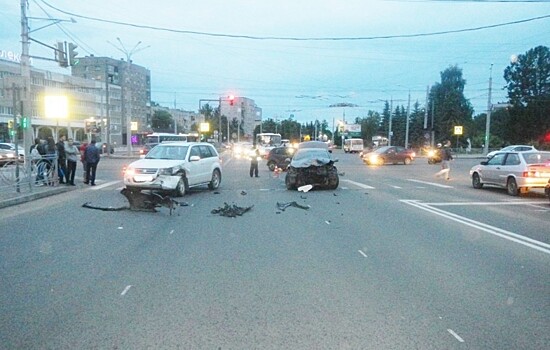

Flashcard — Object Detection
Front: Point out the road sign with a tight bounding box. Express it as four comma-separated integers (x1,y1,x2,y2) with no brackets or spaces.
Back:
454,126,463,135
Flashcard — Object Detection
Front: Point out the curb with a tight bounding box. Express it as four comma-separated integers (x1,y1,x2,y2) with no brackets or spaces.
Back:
0,186,75,209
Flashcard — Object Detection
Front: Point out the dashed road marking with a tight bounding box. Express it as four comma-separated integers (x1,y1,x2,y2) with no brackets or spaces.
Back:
406,179,453,188
120,285,132,296
447,329,465,343
341,179,375,189
358,250,368,258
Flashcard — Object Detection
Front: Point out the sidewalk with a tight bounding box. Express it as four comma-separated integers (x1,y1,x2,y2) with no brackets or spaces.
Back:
0,182,76,209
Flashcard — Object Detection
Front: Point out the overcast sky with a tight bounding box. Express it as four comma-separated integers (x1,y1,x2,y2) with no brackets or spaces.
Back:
1,0,549,124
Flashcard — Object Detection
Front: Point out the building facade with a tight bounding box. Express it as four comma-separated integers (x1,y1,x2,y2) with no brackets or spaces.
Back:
219,96,262,141
0,58,121,144
71,55,151,145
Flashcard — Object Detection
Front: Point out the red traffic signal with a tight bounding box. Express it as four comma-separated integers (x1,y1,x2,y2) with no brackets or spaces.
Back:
228,95,235,106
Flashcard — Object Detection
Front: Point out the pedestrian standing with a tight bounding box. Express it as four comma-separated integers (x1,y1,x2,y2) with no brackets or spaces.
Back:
45,137,57,186
84,139,100,186
56,135,67,184
249,146,260,178
64,138,79,186
434,140,453,180
80,140,88,183
30,138,45,185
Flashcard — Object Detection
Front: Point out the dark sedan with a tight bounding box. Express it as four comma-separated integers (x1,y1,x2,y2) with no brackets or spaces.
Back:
285,147,339,190
266,146,295,171
362,146,416,165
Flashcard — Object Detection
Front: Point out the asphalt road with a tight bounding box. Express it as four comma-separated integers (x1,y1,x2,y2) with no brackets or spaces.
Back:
0,151,548,349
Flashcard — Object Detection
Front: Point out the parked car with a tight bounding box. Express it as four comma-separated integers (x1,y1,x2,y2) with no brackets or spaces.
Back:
285,144,339,190
123,142,222,197
266,146,295,171
0,148,18,167
139,143,157,158
487,145,537,159
545,179,550,203
0,143,25,158
99,143,115,154
362,146,415,165
470,151,550,196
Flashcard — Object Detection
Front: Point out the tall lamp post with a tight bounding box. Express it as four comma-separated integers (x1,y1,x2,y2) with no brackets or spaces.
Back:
108,38,149,156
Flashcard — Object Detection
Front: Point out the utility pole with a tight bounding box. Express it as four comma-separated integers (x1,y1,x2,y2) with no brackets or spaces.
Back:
484,64,493,156
405,91,411,149
20,0,32,176
105,65,111,156
388,98,393,146
109,38,149,156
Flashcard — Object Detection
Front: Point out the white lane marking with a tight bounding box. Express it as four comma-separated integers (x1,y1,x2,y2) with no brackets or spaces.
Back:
325,220,331,225
407,179,453,188
341,179,375,189
447,329,465,343
169,230,174,234
391,185,402,189
120,285,132,296
401,200,550,255
424,201,549,206
90,180,121,190
358,250,368,258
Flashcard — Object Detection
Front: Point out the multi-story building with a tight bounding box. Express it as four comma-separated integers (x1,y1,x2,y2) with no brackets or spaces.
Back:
152,106,199,134
0,56,121,144
71,55,151,145
219,96,262,141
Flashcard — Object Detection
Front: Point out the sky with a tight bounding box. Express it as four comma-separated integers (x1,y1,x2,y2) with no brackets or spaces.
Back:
1,0,549,125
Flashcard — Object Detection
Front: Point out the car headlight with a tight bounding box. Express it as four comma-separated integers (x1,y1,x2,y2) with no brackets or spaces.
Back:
124,167,135,176
158,167,175,175
369,155,379,164
428,150,435,157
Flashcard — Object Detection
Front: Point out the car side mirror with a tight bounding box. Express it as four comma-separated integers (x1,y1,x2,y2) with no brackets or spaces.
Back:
480,161,488,165
190,155,201,162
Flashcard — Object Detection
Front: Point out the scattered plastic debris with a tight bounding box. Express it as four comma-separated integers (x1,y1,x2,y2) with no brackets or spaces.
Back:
300,195,307,199
276,201,310,211
211,202,254,217
214,191,221,194
241,191,247,195
333,193,338,196
338,172,345,176
298,184,313,192
325,220,331,225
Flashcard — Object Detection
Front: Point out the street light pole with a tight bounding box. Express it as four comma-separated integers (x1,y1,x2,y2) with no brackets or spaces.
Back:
484,64,493,156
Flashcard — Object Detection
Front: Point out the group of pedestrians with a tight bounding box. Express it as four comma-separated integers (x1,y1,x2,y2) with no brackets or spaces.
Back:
30,136,101,186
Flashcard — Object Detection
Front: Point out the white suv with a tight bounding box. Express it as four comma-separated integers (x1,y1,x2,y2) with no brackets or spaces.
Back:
123,142,222,196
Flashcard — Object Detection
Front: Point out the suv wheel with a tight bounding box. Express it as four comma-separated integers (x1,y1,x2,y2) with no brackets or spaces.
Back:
208,169,221,190
507,177,519,196
267,161,276,171
175,177,188,197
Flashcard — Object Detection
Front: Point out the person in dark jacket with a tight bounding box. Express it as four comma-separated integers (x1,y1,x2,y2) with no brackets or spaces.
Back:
56,135,67,184
434,140,453,180
45,137,57,186
249,146,260,178
84,139,101,186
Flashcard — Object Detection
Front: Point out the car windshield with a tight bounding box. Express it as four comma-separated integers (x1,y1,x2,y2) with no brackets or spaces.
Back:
293,149,330,161
145,145,188,160
373,146,391,154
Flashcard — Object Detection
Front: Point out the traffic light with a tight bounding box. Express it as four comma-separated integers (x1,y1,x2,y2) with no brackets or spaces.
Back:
21,117,29,129
68,43,79,66
55,42,68,67
229,95,235,106
7,120,13,129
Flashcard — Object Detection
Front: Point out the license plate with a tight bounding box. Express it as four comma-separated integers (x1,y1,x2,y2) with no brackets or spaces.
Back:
133,175,154,182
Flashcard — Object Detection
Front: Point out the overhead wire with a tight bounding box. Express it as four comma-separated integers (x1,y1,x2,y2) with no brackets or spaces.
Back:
39,0,550,41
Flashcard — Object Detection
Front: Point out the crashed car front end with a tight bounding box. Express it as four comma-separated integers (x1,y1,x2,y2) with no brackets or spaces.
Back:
285,153,339,190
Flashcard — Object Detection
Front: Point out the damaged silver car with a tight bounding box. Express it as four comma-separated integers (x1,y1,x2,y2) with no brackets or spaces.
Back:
285,144,339,190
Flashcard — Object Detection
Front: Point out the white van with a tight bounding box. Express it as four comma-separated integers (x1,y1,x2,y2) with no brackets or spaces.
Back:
343,138,364,153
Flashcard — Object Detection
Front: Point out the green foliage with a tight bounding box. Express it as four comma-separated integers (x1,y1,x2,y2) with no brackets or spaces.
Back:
152,110,174,131
503,45,550,143
429,65,474,142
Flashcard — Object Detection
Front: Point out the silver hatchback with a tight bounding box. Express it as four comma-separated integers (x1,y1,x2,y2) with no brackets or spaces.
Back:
470,151,550,196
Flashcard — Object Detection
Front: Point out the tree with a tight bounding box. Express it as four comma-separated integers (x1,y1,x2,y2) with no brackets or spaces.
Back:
429,65,474,143
152,110,174,132
503,45,550,144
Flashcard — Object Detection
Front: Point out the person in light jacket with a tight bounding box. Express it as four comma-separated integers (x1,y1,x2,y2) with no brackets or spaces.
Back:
64,138,79,186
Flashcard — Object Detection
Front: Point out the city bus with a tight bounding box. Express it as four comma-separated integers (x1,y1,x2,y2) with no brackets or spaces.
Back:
255,133,282,156
140,133,198,157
